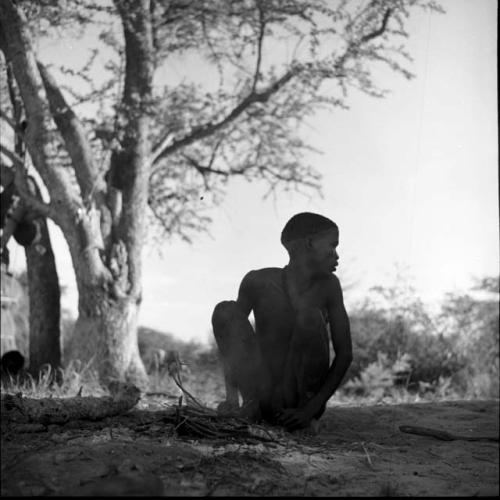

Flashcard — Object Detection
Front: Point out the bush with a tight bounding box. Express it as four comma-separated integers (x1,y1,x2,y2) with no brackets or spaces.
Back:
347,306,466,388
342,275,499,400
438,278,499,398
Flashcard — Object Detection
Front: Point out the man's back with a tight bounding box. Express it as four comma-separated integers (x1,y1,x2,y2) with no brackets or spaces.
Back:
239,267,332,329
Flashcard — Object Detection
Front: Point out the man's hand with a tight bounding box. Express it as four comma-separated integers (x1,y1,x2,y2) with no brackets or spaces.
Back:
277,399,321,430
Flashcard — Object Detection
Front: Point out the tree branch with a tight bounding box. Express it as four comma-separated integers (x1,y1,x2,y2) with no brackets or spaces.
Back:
334,8,393,77
0,0,82,214
0,1,111,286
37,61,105,204
0,146,55,219
0,109,21,135
110,0,155,296
251,1,266,94
152,66,300,165
182,153,246,178
360,8,392,44
147,199,173,235
150,131,174,164
152,7,393,167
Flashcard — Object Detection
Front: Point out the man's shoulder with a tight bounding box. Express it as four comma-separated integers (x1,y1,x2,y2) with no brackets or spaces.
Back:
322,273,344,304
250,266,283,276
242,267,283,284
323,272,341,286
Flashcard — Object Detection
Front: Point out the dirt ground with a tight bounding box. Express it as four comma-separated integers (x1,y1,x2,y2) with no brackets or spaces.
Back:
1,398,498,497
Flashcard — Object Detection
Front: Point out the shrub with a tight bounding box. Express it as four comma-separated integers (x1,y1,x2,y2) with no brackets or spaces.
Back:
343,276,499,399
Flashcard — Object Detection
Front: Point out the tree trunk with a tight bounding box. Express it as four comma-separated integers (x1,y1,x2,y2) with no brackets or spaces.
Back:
1,0,153,388
69,282,148,389
2,51,62,375
24,220,61,374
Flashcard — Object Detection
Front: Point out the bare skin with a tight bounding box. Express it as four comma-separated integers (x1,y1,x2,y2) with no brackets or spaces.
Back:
212,227,352,431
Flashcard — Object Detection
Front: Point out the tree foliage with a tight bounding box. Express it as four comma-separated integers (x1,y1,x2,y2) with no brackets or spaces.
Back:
7,0,444,243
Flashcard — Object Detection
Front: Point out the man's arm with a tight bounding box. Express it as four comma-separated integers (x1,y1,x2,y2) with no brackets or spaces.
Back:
279,274,352,428
313,274,353,405
235,270,256,317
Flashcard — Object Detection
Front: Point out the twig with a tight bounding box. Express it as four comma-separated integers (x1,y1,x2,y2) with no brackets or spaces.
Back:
361,442,374,469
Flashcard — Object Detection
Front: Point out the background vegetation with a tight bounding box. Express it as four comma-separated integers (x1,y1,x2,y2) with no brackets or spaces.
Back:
3,272,498,404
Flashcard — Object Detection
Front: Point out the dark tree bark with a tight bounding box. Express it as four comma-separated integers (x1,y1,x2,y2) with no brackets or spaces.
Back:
1,51,62,374
24,188,61,374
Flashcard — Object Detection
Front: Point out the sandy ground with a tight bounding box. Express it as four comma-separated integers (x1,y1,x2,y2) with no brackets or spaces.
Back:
1,399,498,496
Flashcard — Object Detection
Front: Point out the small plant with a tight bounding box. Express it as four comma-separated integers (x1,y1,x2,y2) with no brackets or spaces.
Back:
342,352,412,401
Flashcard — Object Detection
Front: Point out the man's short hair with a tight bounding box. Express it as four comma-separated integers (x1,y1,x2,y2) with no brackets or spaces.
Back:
281,212,338,245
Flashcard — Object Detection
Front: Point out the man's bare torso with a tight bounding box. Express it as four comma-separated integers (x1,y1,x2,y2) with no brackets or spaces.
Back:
241,267,332,381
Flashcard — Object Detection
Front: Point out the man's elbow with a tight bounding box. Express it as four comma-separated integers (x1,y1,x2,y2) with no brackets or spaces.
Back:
338,350,353,366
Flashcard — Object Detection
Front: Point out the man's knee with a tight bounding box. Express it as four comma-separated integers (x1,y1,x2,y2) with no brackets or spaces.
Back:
212,301,252,350
212,301,239,330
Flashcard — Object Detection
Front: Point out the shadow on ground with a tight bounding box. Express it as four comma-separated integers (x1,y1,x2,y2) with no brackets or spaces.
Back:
1,399,498,496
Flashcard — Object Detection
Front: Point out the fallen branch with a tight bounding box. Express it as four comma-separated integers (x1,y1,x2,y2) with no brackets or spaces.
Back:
1,382,141,425
399,425,499,443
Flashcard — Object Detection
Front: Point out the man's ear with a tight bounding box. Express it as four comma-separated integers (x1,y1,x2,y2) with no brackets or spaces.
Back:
305,236,314,249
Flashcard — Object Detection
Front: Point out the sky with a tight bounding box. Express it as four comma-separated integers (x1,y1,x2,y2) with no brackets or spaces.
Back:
6,0,499,344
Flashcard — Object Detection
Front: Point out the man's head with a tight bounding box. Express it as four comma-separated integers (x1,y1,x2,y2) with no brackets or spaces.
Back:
281,212,339,273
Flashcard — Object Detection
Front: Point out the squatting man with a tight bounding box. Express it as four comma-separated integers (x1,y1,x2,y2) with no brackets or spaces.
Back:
212,212,353,432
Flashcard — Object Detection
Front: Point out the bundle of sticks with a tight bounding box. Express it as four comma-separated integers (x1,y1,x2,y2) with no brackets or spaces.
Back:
163,351,277,444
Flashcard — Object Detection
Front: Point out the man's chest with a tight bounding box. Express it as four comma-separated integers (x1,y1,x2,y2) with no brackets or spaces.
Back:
253,273,329,319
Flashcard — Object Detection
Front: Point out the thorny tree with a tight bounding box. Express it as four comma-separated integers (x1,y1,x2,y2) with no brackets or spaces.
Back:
0,0,443,387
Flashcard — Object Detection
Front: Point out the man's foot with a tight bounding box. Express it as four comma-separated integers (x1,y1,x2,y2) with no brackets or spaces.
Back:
289,418,322,437
217,400,240,415
239,399,262,423
217,399,261,423
309,418,321,435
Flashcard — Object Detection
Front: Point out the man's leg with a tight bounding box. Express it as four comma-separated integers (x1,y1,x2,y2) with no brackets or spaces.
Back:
282,307,330,421
211,301,270,420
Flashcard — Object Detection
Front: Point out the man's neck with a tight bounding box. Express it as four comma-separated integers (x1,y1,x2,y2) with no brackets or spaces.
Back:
285,259,316,290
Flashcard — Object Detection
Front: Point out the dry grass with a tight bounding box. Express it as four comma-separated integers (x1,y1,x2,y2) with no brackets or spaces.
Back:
0,359,106,398
1,355,277,445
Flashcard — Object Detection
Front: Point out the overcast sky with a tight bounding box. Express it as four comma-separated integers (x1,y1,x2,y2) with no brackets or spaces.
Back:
7,0,498,344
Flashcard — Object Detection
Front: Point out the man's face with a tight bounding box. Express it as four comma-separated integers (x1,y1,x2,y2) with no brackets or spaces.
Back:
308,228,340,274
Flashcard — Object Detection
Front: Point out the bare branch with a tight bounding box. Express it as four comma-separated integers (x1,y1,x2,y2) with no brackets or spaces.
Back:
0,145,54,219
182,153,246,178
0,0,82,213
334,8,394,78
150,131,174,164
152,66,300,165
147,199,174,235
0,109,20,134
152,5,395,169
251,1,266,94
361,8,392,44
37,61,105,203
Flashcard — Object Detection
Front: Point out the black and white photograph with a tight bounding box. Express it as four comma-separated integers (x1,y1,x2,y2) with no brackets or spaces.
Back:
0,0,498,496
